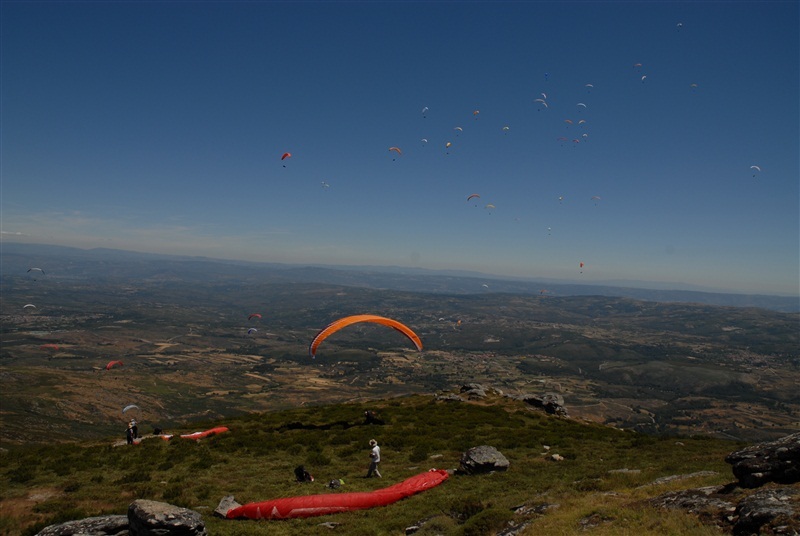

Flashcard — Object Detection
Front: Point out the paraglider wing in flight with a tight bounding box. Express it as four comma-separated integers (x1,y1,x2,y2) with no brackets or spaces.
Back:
308,315,422,358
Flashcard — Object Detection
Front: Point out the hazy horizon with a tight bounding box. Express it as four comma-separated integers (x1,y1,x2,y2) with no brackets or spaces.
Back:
4,240,799,301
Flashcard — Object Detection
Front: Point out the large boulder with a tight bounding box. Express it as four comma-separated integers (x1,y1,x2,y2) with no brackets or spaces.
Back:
128,500,206,536
459,445,509,475
725,432,800,488
36,515,129,535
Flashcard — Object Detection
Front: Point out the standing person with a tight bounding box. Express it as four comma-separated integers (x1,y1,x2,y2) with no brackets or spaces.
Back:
365,439,381,478
126,423,134,445
130,419,138,439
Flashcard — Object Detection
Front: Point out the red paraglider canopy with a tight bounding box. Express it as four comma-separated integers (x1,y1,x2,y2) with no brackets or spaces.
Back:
180,426,229,440
225,469,448,520
106,360,123,370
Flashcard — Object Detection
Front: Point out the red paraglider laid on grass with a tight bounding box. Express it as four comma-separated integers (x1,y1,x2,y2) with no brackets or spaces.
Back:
179,426,229,440
224,469,448,520
158,426,230,441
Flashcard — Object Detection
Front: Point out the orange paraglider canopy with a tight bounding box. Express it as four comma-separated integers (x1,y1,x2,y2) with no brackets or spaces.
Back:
309,315,422,358
281,152,291,160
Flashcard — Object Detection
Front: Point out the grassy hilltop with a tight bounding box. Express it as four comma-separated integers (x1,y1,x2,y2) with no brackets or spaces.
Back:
1,393,745,536
1,247,798,534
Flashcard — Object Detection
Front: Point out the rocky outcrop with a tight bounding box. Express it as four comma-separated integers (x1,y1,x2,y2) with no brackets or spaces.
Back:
733,487,800,536
648,485,738,531
725,432,800,488
648,433,800,535
36,501,206,536
517,393,568,416
128,500,206,536
459,445,509,474
436,384,568,417
460,383,487,399
36,515,129,535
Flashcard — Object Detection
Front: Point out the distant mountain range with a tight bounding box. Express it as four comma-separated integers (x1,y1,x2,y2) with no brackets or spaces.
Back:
2,242,798,312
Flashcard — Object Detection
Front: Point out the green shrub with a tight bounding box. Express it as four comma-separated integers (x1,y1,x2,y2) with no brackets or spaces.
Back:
7,465,35,484
305,451,331,466
449,495,485,522
409,443,429,463
161,483,186,503
460,507,514,536
115,468,150,484
190,456,214,471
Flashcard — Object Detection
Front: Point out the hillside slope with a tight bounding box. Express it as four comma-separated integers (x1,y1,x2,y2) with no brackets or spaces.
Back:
3,391,786,536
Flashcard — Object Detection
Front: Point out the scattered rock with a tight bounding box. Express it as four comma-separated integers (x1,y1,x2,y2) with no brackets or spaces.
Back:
578,512,614,530
550,454,564,462
434,393,464,402
128,499,206,535
405,514,443,534
36,515,129,536
511,502,560,515
640,471,718,487
726,432,800,488
649,485,737,522
459,445,509,474
497,520,532,535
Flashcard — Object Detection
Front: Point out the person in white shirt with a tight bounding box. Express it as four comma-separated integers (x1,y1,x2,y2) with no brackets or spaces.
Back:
366,439,381,478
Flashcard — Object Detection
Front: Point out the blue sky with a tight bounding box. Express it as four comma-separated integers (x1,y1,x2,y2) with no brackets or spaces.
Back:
2,1,798,296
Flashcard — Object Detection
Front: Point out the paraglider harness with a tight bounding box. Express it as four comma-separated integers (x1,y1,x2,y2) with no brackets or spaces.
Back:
294,465,314,483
